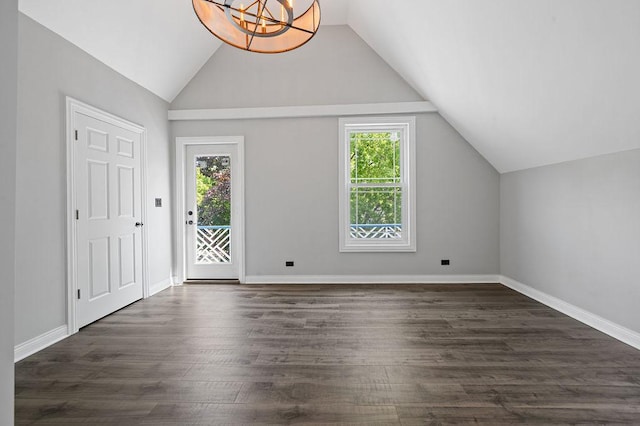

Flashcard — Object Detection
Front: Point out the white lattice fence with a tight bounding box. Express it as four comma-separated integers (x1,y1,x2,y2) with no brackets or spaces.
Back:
196,227,231,263
350,225,402,239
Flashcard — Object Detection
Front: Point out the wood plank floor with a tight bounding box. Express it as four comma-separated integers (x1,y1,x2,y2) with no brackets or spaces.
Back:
15,284,640,425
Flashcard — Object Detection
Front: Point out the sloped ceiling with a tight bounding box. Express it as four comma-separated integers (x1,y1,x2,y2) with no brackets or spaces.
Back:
18,1,640,172
18,0,348,102
19,0,220,102
348,0,640,172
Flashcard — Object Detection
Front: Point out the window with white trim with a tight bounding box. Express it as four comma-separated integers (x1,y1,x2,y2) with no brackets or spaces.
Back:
339,116,416,252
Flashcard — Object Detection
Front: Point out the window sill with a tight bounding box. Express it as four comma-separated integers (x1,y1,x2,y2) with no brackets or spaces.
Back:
339,243,417,253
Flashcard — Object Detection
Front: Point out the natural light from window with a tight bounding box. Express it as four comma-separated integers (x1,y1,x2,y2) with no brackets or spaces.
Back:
339,116,416,252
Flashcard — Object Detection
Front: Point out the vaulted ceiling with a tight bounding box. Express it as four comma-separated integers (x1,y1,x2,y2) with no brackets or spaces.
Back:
18,0,640,172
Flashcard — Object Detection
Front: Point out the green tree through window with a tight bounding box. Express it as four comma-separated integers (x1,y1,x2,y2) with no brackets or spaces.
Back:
339,116,416,252
196,156,231,227
349,131,402,228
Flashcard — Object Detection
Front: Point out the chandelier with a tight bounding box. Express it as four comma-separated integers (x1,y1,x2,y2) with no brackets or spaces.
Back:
192,0,321,54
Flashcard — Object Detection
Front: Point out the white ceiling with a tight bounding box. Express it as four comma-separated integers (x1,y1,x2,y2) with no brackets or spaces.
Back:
18,0,640,172
348,0,640,172
18,0,349,102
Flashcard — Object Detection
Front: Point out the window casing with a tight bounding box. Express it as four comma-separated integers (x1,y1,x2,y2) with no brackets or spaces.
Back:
339,116,416,252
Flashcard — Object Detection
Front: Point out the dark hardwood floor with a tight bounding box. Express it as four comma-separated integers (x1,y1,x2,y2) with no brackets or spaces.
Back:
15,284,640,424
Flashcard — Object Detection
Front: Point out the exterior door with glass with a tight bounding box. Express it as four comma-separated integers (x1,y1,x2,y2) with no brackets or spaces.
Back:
185,144,241,279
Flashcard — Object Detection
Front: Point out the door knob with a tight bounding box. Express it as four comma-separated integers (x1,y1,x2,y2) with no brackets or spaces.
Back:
187,220,194,225
135,222,144,227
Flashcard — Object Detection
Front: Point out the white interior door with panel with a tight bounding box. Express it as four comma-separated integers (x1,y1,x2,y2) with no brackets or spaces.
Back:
72,106,145,329
184,143,243,280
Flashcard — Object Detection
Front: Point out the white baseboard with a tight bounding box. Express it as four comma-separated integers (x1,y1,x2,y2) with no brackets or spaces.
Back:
149,277,173,297
244,274,500,285
16,277,173,362
14,325,69,362
15,275,637,362
500,275,640,350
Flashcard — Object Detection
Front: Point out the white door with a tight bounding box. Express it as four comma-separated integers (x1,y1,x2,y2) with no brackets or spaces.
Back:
75,111,144,328
185,144,241,280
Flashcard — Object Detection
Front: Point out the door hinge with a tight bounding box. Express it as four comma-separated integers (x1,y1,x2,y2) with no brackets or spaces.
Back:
77,289,81,300
75,210,79,220
75,130,78,141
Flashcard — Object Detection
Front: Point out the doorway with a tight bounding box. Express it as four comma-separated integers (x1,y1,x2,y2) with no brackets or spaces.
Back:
66,98,148,331
176,137,245,282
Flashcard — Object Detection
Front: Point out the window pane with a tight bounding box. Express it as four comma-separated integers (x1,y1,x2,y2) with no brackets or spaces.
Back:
196,156,231,227
350,186,402,239
350,131,401,184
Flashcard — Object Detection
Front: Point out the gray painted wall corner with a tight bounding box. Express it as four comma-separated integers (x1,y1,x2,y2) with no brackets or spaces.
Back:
500,149,640,333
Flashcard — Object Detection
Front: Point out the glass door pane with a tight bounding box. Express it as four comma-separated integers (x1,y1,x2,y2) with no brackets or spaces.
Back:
195,155,231,264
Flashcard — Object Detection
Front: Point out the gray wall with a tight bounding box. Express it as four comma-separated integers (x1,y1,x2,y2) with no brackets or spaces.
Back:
0,1,18,423
15,14,174,345
171,26,423,109
173,115,500,277
501,149,640,333
171,26,500,278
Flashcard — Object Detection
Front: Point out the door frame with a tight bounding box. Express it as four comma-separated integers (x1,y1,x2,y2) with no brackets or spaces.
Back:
175,136,245,284
66,97,150,334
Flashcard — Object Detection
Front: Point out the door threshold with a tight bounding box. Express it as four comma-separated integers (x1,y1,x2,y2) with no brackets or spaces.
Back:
184,279,240,285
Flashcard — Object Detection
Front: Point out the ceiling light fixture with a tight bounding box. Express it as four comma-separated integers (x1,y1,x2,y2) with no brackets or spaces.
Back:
192,0,321,54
